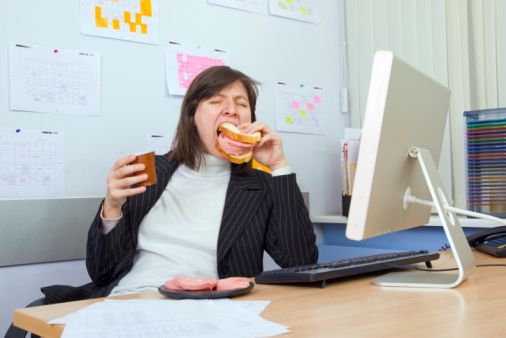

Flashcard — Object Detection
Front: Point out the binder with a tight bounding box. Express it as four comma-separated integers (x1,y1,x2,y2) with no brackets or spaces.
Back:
464,108,506,217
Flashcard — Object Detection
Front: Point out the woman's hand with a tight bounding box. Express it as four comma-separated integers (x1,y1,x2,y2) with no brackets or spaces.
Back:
239,122,289,170
103,155,148,218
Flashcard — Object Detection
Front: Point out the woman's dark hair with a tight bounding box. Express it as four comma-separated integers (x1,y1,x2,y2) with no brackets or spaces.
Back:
168,66,259,170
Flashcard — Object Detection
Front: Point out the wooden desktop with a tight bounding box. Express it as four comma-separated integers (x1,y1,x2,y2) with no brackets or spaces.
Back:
13,251,505,337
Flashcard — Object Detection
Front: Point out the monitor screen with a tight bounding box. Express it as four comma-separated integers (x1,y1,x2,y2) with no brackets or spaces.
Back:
346,51,451,241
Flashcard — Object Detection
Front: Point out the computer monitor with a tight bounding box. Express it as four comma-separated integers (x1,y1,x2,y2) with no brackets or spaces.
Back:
345,50,476,288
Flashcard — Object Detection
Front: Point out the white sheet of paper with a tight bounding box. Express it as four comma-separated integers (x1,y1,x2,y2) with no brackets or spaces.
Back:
0,128,65,198
52,299,288,338
9,43,101,116
165,43,231,96
210,299,271,316
146,134,171,155
275,83,324,134
208,0,268,14
80,0,160,44
268,0,320,24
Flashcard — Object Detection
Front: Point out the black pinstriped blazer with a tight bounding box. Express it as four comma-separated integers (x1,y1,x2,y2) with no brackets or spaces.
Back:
41,155,318,304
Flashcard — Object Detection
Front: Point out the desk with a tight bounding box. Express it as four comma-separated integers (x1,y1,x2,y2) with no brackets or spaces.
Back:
13,251,506,337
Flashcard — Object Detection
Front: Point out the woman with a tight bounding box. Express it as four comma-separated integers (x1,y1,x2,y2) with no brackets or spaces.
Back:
90,65,318,297
22,66,320,308
6,65,318,337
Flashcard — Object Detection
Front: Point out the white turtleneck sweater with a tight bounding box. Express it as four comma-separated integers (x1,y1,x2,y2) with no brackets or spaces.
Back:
109,155,229,295
107,155,290,296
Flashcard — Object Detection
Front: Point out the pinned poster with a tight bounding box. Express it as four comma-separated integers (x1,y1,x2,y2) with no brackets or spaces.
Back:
146,134,171,155
208,0,268,14
9,43,101,116
269,0,320,24
0,128,65,198
274,83,324,134
80,0,159,44
165,42,231,96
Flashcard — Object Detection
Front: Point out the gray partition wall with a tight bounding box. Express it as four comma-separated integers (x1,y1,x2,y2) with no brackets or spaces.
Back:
0,198,102,266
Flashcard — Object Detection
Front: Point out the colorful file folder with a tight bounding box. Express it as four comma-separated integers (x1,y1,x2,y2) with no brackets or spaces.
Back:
464,108,506,217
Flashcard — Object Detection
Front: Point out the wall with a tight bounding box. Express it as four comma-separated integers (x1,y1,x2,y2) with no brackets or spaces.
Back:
0,260,90,333
0,0,346,332
0,0,347,214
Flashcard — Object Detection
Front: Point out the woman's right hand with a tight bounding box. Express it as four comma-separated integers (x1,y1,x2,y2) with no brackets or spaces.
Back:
103,155,148,218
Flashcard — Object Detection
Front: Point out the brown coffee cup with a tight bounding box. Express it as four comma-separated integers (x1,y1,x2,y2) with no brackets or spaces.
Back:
132,151,157,187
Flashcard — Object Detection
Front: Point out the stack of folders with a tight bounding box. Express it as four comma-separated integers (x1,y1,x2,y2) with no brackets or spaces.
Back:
341,130,361,216
464,108,506,218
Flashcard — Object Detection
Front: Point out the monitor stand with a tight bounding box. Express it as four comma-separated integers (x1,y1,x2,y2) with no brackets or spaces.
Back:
374,147,476,288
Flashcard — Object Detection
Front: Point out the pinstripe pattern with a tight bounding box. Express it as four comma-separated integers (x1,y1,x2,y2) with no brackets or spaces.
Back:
40,155,318,304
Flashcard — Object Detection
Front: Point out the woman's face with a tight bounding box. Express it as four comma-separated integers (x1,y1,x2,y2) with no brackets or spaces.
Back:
194,80,252,159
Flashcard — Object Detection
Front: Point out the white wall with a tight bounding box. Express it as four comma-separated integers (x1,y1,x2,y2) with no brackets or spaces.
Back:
0,0,346,332
0,0,347,214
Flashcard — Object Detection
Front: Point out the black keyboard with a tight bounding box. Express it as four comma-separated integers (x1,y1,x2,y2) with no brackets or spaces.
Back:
255,250,440,287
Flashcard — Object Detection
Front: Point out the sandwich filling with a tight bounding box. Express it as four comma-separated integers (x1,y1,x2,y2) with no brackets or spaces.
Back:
217,133,255,156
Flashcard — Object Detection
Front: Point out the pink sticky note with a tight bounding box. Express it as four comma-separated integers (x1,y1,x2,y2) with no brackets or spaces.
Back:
307,102,315,111
291,101,300,109
313,95,321,103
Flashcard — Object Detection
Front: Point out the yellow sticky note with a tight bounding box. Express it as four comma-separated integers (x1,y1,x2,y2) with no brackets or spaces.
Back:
135,12,142,24
140,0,153,16
112,19,120,30
124,11,132,23
285,116,293,125
300,7,310,15
286,0,294,4
299,109,308,118
95,6,108,28
278,1,287,9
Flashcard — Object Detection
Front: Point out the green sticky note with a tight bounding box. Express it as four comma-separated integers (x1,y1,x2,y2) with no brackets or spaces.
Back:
278,1,287,9
285,116,293,125
299,109,308,118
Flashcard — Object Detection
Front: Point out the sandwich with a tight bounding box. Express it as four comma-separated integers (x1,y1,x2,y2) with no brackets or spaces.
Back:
216,123,261,164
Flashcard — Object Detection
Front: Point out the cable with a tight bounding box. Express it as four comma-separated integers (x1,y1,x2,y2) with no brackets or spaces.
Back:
476,264,506,268
405,195,506,226
387,263,506,272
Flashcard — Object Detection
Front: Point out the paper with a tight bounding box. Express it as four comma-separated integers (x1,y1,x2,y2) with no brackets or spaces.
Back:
165,43,231,96
269,0,320,24
0,128,65,198
208,0,268,14
9,44,101,116
146,134,171,155
51,299,288,338
80,0,160,44
341,128,361,196
274,83,324,134
211,299,271,316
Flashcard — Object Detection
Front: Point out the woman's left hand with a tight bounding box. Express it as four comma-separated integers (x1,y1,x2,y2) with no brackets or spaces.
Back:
239,122,289,170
